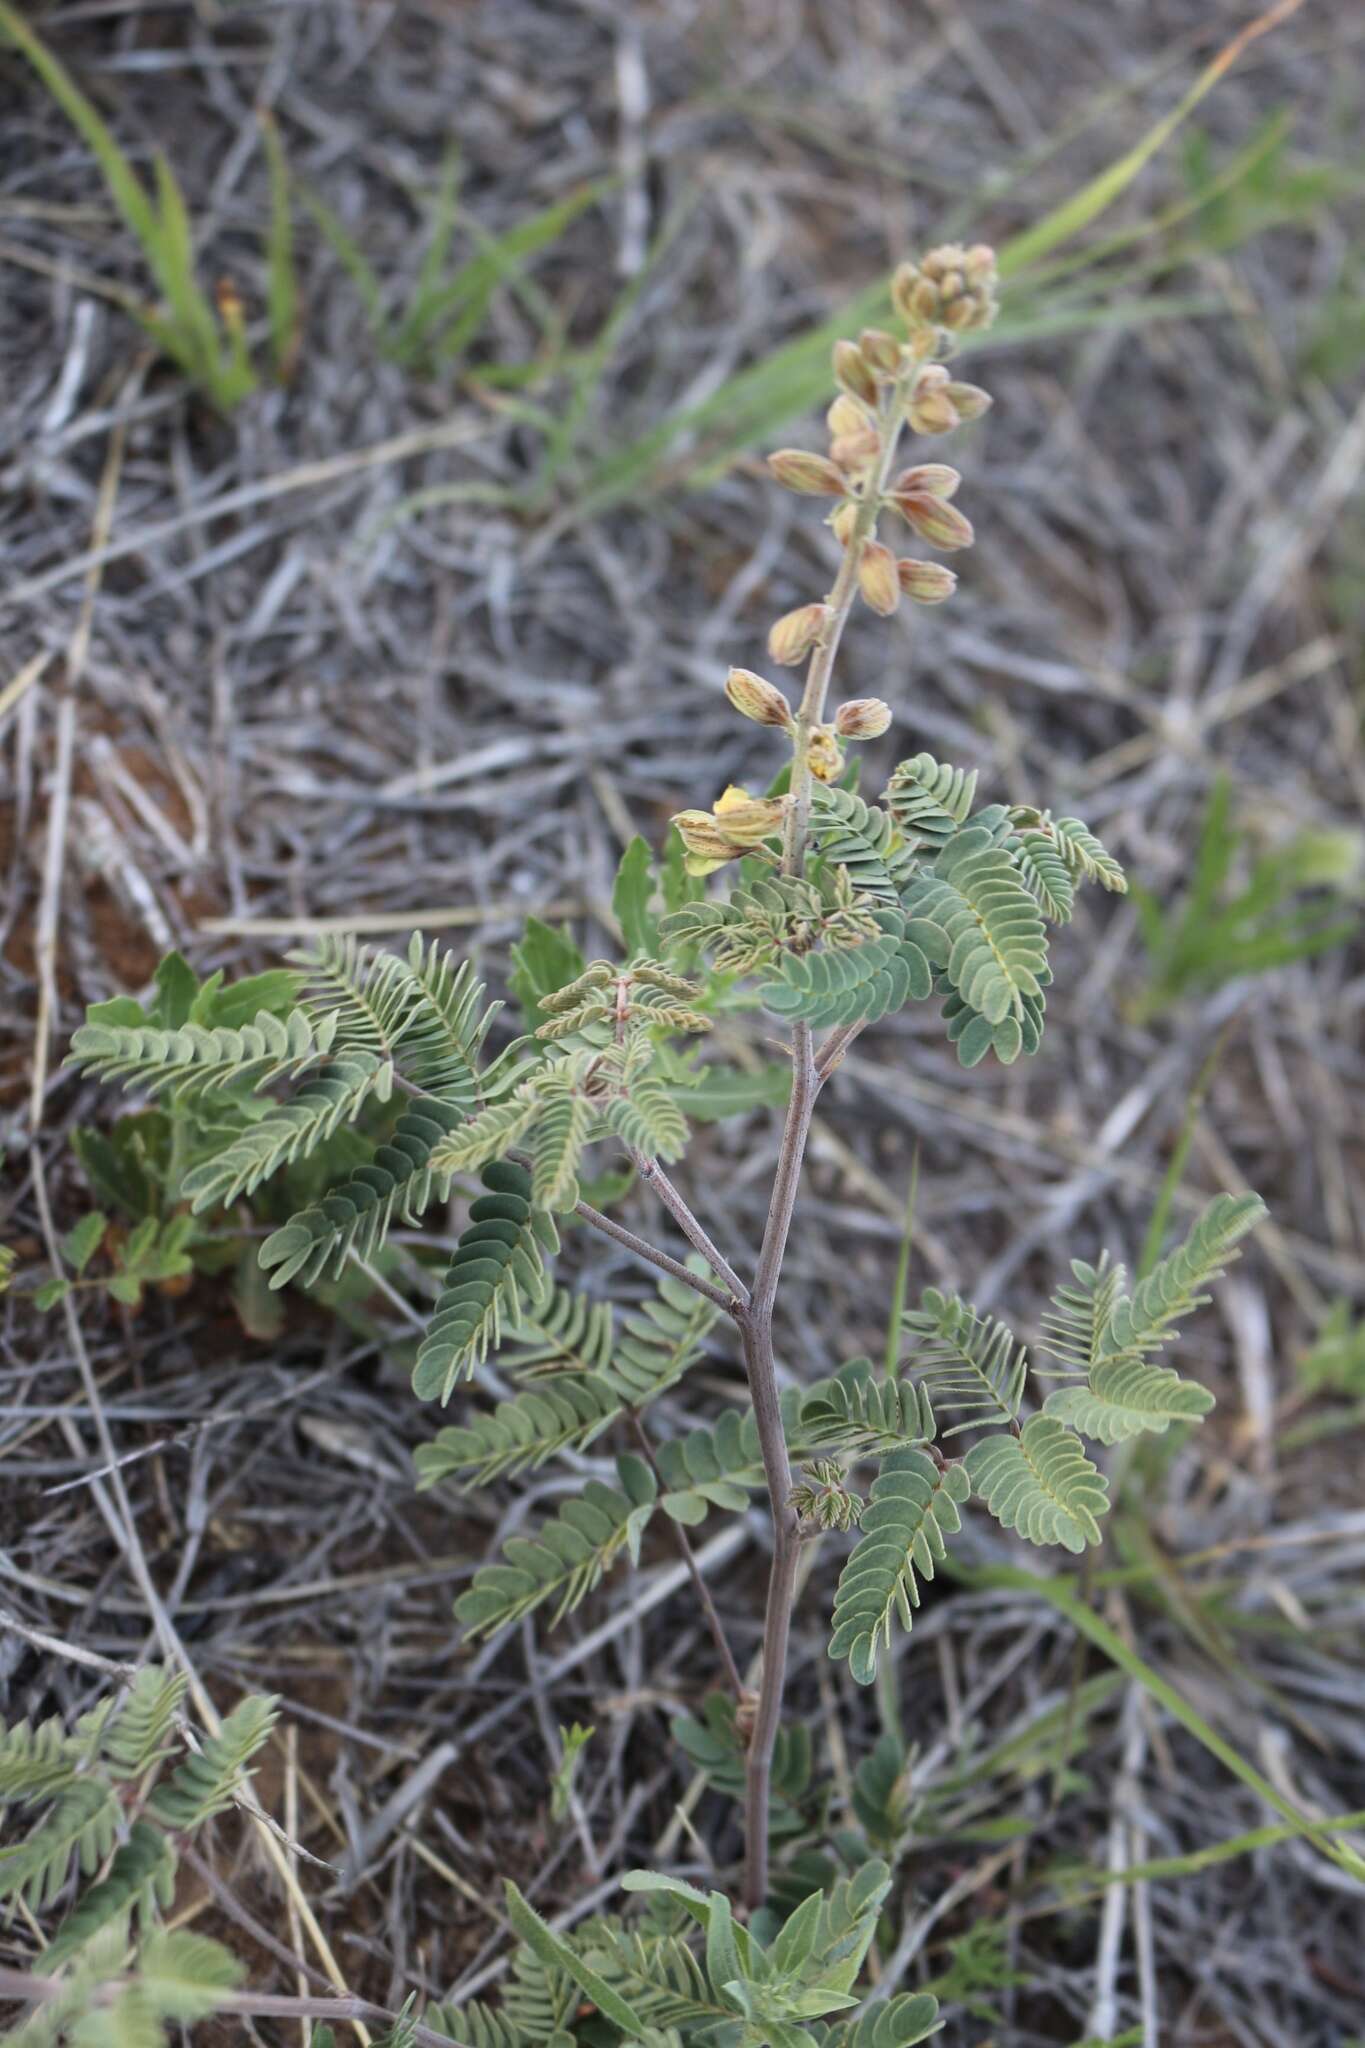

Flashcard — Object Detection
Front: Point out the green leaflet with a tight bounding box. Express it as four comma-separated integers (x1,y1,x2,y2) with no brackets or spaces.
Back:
759,909,937,1028
828,1449,971,1685
1007,828,1076,923
414,1264,718,1486
964,1417,1109,1554
906,827,1049,1026
259,1096,465,1286
44,1822,176,1965
505,1882,649,2040
799,1362,937,1456
147,1694,279,1829
181,1053,392,1212
826,1992,942,2045
807,786,916,901
671,1692,812,1835
1102,1191,1266,1361
1044,1356,1215,1443
65,1005,334,1102
899,1290,1028,1435
412,1162,560,1401
454,1455,658,1640
882,752,978,848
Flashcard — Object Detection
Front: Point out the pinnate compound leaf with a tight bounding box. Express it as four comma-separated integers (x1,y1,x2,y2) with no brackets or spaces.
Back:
1044,1356,1214,1443
965,1417,1109,1553
829,1450,970,1685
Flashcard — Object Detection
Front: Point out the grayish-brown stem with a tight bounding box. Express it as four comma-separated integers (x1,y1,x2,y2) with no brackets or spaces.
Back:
741,370,913,1908
626,1409,745,1697
572,1195,737,1314
628,1147,751,1306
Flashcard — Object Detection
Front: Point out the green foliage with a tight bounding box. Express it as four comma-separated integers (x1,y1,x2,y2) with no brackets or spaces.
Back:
661,871,879,975
454,1454,657,1640
66,1006,333,1103
850,1732,916,1855
0,4,295,407
180,1052,394,1211
1043,1354,1215,1444
258,1096,463,1286
800,1359,937,1457
964,1417,1109,1554
1297,1299,1365,1398
549,1722,594,1822
1131,776,1359,1015
414,1263,718,1484
899,1290,1029,1434
617,1861,909,2041
759,910,935,1028
305,164,600,375
412,1163,561,1401
828,1449,971,1685
807,788,916,902
0,1667,273,2021
672,1692,812,1836
883,753,978,849
905,827,1048,1029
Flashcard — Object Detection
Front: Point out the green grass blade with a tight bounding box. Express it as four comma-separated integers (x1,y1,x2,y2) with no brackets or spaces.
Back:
390,143,463,362
301,184,385,333
998,0,1309,278
962,1561,1365,1883
425,181,603,368
0,1,159,249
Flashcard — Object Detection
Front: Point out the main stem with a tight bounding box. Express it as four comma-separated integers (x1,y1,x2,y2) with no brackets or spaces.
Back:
741,373,911,1909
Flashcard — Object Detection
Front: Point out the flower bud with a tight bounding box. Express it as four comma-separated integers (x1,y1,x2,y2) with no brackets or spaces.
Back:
711,785,790,842
858,327,901,373
767,448,848,496
834,697,892,740
829,429,881,472
858,540,900,616
897,558,958,603
832,340,877,406
830,501,859,547
945,380,992,421
726,666,795,728
672,786,790,874
891,490,974,551
826,393,872,440
906,366,960,435
767,603,831,667
892,463,960,499
808,725,845,782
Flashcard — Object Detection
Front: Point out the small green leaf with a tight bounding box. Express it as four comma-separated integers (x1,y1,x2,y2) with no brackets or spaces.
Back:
35,1277,71,1310
505,1880,648,2038
62,1213,108,1275
151,952,200,1029
613,836,660,958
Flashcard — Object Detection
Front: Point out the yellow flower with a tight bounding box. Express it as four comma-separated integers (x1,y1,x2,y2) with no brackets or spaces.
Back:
672,786,789,875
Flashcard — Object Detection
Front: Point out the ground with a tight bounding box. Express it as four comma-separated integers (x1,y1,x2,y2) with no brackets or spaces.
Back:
2,1,1364,2042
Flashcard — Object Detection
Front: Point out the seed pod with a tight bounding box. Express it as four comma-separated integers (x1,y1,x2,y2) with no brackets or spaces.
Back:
808,725,845,782
726,666,795,728
945,380,992,421
858,540,901,616
892,463,961,499
767,603,831,667
858,327,901,373
832,339,877,405
768,448,848,496
891,491,974,551
897,558,958,603
834,697,892,740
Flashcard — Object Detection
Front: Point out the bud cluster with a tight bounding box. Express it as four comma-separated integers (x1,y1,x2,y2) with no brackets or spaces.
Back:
680,249,1001,861
892,242,998,334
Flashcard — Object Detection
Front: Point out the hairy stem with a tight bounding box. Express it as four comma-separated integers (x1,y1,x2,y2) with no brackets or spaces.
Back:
743,373,912,1908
